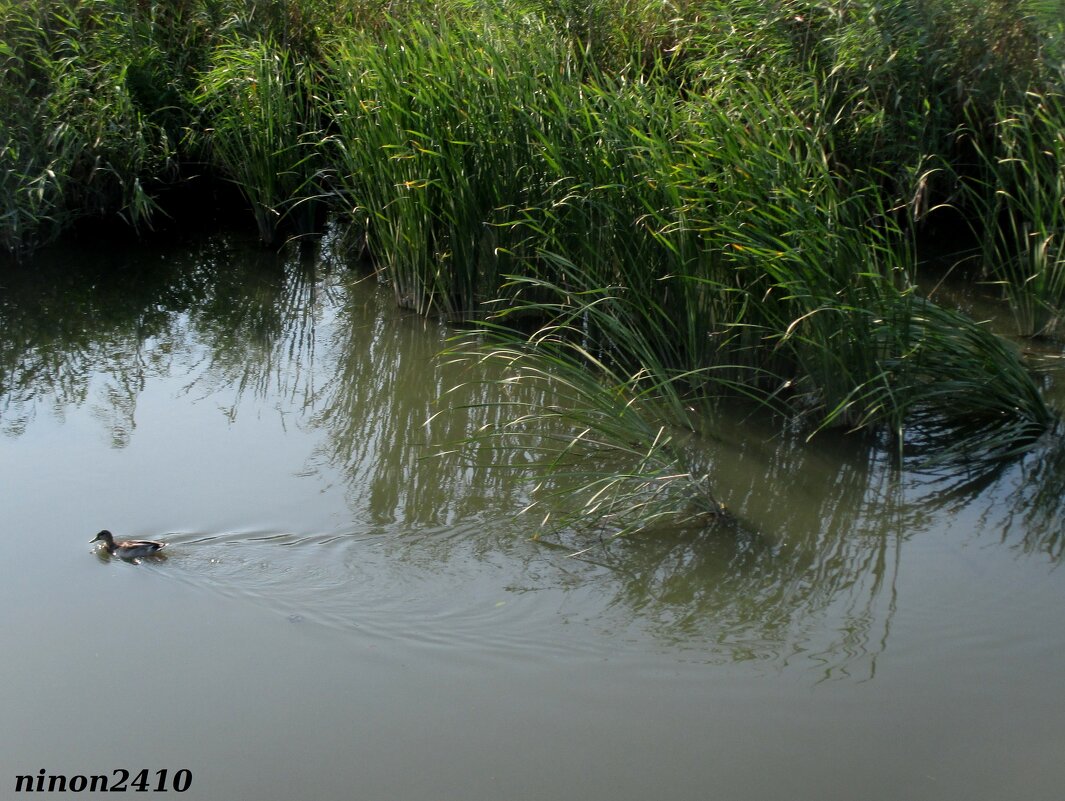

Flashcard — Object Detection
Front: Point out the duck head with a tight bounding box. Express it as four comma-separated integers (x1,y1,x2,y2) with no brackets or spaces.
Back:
90,530,115,546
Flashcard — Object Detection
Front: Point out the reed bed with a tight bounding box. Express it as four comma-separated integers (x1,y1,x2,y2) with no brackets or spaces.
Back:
3,0,1063,533
194,36,324,244
964,90,1065,337
323,12,577,314
0,0,179,254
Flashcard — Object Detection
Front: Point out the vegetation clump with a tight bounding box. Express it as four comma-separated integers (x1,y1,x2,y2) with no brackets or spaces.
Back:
2,0,1063,533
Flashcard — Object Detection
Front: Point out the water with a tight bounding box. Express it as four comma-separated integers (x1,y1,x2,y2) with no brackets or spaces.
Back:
2,228,1065,800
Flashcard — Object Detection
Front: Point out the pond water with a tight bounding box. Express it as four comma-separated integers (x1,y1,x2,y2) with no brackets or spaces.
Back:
2,227,1065,800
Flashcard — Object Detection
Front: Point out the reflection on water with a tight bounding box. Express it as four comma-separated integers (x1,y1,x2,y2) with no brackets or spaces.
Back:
1,224,1063,681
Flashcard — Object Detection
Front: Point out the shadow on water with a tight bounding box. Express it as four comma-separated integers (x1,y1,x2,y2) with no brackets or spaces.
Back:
3,225,1065,677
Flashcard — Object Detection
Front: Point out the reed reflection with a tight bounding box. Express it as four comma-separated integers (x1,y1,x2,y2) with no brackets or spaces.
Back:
512,429,911,678
0,243,202,443
2,230,1064,674
182,237,328,411
304,308,542,528
998,427,1065,562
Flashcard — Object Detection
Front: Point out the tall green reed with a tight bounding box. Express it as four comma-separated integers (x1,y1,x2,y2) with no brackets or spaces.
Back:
0,0,179,256
324,10,583,314
967,91,1065,337
194,36,324,244
440,273,729,539
1,0,1057,532
440,74,1053,535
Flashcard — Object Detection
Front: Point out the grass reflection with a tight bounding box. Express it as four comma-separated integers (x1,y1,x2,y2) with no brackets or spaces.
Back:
1,231,1063,675
0,243,199,442
999,428,1065,563
521,430,909,678
306,291,546,527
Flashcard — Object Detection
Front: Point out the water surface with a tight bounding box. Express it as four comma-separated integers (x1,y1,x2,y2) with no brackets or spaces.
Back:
2,228,1064,800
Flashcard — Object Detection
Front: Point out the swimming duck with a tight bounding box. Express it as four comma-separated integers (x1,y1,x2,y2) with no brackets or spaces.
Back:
90,530,167,560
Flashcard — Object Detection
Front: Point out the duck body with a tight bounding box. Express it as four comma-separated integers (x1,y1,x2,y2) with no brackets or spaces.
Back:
90,530,167,559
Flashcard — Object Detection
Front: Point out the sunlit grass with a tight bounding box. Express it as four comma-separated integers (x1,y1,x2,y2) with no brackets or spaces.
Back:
194,36,325,245
965,90,1065,338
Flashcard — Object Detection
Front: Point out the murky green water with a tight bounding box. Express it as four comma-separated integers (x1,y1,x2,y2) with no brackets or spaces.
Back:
2,228,1065,800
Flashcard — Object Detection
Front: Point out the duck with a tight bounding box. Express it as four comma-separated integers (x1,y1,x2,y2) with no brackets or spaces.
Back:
90,530,167,560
